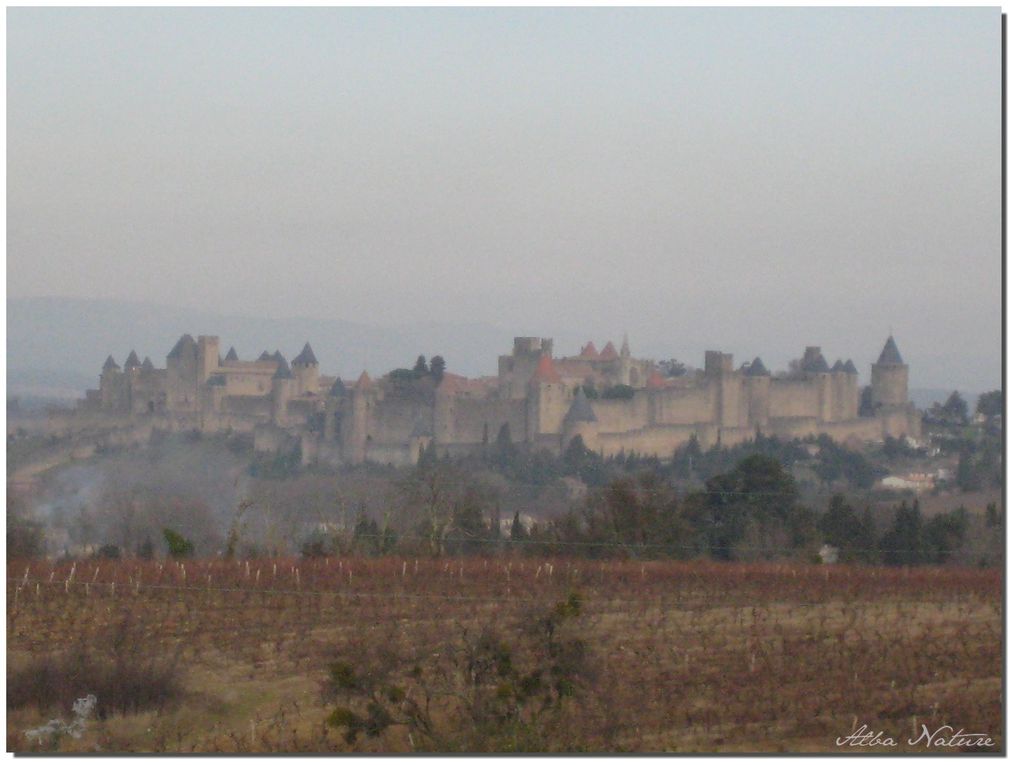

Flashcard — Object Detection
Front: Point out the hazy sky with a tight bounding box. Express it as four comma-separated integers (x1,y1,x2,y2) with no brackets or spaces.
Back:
7,8,1002,390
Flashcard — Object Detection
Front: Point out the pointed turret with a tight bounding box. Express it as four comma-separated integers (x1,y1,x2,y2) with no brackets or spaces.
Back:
531,354,561,384
564,387,597,424
354,370,372,391
225,347,239,362
141,356,155,372
329,377,346,396
843,359,858,375
620,333,630,358
102,355,120,372
871,335,909,410
745,357,769,377
273,357,293,380
802,347,830,373
258,350,273,361
877,335,904,365
579,341,599,358
124,351,141,370
599,341,619,361
831,359,845,373
292,342,318,366
167,334,196,359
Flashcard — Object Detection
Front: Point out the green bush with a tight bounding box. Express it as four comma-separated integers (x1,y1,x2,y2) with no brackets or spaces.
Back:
162,528,194,559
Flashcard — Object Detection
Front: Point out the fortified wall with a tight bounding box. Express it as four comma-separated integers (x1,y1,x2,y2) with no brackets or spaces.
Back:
79,334,922,466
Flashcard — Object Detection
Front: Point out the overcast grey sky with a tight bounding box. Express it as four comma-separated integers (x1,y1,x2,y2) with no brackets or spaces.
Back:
7,8,1001,391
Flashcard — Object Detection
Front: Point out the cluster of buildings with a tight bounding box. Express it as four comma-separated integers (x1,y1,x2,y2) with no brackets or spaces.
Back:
80,333,921,466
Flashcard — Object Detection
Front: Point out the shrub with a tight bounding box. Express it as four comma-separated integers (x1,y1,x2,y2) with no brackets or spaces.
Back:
323,591,594,751
163,528,194,559
8,617,184,719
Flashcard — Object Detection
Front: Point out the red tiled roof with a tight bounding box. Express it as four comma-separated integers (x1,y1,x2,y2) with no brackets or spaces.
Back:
531,354,562,384
555,360,598,380
646,370,666,390
599,341,619,360
438,373,496,396
579,341,599,358
437,373,465,393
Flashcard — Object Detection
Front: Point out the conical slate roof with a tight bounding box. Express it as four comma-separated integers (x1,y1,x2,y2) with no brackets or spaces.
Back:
329,377,346,396
141,356,155,372
831,359,845,373
273,357,293,380
102,355,120,372
225,347,239,362
292,342,318,366
167,334,196,359
843,359,858,375
564,388,597,424
803,352,830,374
124,351,141,370
877,336,904,365
745,357,769,376
258,350,273,361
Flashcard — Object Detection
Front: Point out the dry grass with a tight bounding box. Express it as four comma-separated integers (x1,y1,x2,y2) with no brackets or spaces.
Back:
6,557,1002,753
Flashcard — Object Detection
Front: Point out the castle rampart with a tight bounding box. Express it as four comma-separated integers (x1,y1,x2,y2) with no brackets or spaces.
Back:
79,333,921,467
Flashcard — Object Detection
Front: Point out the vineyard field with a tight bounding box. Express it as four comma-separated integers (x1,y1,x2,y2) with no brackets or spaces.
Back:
6,557,1002,753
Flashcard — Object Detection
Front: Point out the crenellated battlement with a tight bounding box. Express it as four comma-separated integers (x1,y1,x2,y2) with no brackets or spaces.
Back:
80,334,920,466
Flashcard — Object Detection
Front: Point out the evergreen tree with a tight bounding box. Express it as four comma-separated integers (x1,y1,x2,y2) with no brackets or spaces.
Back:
492,424,520,474
413,355,428,375
943,391,969,424
859,507,878,563
137,536,155,560
163,528,195,559
429,355,446,383
818,494,876,562
880,500,926,566
510,511,528,543
976,390,1002,419
353,512,382,556
956,449,980,492
924,507,968,564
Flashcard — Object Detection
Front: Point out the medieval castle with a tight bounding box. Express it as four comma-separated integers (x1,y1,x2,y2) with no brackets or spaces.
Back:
79,334,921,466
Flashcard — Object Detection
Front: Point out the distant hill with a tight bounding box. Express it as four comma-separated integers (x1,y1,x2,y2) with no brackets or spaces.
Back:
8,297,510,398
9,297,999,406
